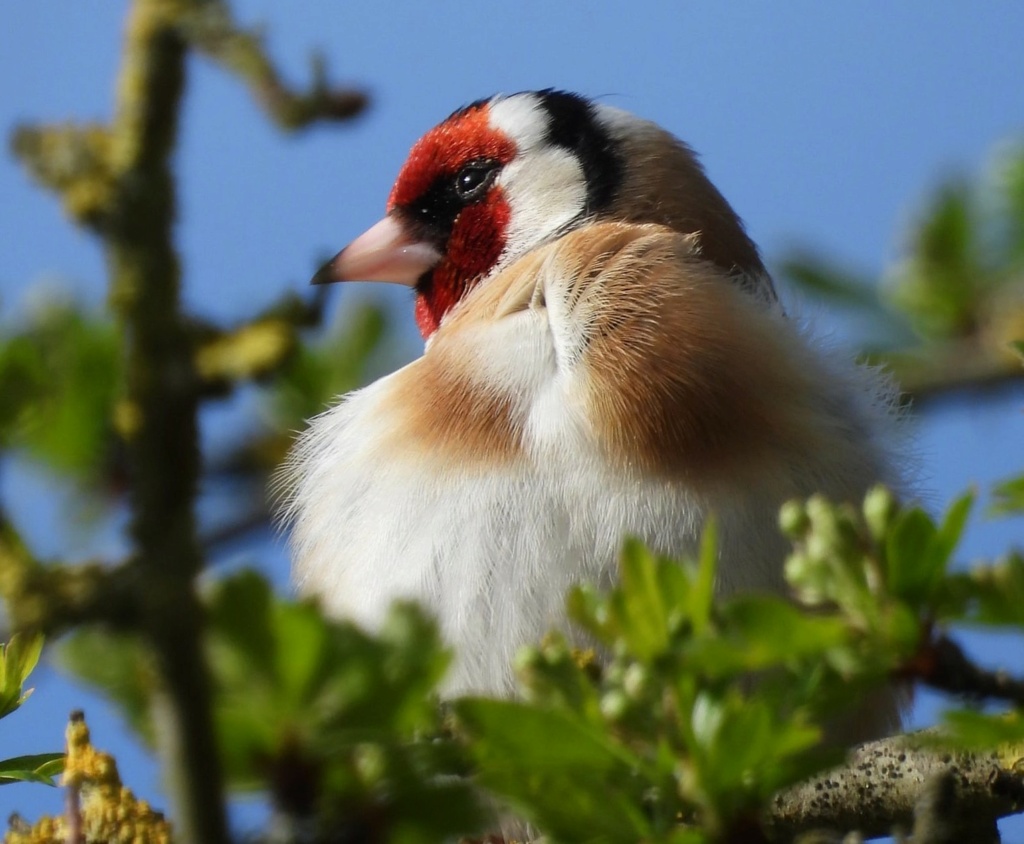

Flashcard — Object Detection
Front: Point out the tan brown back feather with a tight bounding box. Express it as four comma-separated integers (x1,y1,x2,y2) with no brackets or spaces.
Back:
544,223,877,491
605,125,774,301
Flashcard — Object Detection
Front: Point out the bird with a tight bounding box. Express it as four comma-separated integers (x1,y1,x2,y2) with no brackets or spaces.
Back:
281,89,905,741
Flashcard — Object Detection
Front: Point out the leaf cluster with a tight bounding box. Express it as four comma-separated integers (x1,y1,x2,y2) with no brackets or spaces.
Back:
782,143,1024,401
56,574,483,843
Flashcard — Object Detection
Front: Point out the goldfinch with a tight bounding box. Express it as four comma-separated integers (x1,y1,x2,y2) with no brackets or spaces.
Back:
283,90,903,737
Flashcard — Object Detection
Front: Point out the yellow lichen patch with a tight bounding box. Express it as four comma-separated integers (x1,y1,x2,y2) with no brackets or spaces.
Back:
4,713,173,844
194,319,294,382
113,399,143,440
571,647,598,673
10,123,115,227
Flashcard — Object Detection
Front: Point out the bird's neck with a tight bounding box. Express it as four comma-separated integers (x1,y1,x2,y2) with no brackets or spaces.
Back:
414,264,476,339
414,292,443,339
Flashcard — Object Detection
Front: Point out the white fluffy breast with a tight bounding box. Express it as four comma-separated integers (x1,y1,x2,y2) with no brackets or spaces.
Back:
283,288,707,695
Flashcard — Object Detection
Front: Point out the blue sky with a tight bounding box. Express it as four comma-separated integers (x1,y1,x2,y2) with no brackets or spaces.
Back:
2,0,1023,835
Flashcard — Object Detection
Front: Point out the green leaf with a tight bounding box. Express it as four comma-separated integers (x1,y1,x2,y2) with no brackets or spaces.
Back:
942,552,1024,626
205,571,459,806
513,634,603,721
206,569,276,686
682,689,839,827
0,633,45,719
989,474,1024,518
0,753,64,786
0,298,122,481
270,303,389,429
779,254,884,311
885,497,970,607
615,537,676,660
886,180,993,340
998,146,1024,264
690,518,717,636
885,507,939,602
932,492,974,571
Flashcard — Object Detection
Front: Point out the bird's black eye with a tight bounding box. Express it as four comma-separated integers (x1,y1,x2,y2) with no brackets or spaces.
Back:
453,161,498,203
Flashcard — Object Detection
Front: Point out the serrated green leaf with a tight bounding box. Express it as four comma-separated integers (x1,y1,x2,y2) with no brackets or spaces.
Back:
0,753,64,786
686,692,832,816
204,571,457,801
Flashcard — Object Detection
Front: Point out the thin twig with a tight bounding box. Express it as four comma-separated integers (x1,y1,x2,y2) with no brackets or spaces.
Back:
176,1,368,131
906,634,1024,707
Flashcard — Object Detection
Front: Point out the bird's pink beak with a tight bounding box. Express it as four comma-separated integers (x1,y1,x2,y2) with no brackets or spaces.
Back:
312,215,442,287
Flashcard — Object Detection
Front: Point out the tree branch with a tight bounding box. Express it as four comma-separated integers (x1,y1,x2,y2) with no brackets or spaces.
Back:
102,1,228,841
879,341,1024,409
766,734,1024,841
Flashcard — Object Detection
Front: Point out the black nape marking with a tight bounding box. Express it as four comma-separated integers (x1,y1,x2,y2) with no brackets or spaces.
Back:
535,89,623,215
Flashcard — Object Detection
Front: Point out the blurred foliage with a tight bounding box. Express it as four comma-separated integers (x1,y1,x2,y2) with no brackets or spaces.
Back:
453,481,1024,842
990,474,1024,519
222,300,391,479
268,302,388,432
782,142,1024,400
0,634,63,787
0,287,390,526
11,473,1021,841
0,299,121,485
57,573,483,842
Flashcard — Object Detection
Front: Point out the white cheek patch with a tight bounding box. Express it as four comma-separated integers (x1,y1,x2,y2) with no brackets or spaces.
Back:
498,148,587,267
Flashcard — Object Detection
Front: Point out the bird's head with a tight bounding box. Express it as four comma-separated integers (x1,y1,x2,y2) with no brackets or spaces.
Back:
314,90,770,339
